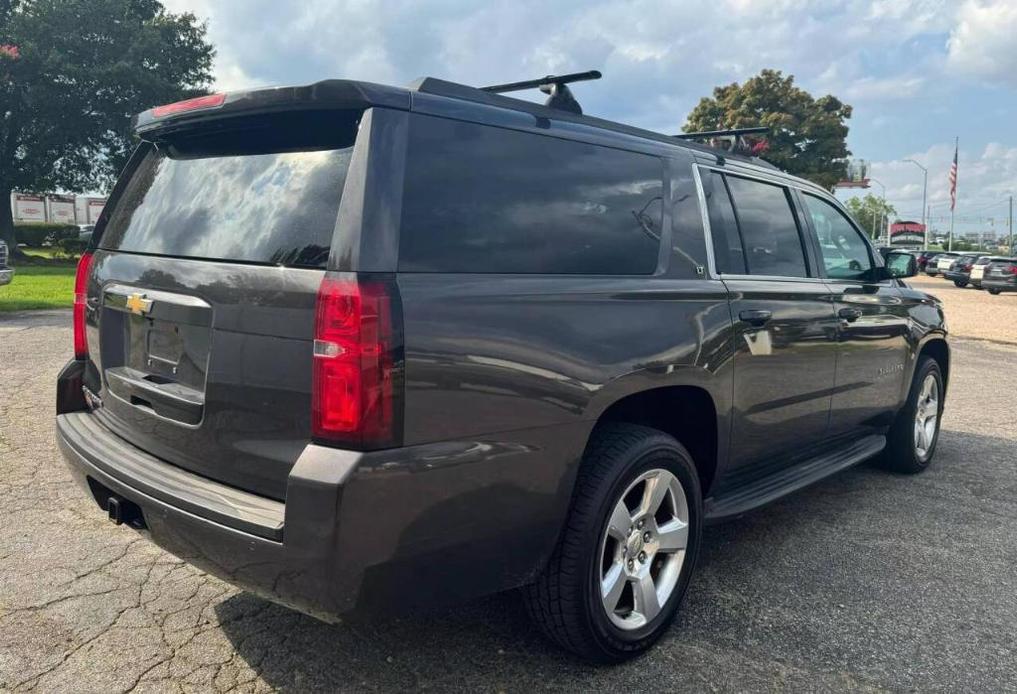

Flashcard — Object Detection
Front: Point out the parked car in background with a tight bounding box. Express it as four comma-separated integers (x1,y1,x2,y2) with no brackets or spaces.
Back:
969,255,1006,289
54,75,949,663
914,250,939,273
0,240,13,286
928,252,960,276
942,253,981,287
982,258,1017,295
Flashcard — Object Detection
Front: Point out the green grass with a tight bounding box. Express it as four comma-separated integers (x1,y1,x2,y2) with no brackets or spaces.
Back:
20,247,68,261
0,264,76,311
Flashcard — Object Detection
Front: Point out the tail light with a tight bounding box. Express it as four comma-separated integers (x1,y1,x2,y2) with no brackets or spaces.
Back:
961,263,973,272
1007,265,1017,275
73,252,93,359
312,273,402,448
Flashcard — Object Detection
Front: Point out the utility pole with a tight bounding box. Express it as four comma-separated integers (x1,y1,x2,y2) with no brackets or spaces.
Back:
904,159,928,249
870,177,886,242
1009,195,1013,254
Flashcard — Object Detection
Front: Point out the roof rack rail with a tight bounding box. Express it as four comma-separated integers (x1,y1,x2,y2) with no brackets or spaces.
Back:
674,126,771,159
480,70,601,116
674,126,770,140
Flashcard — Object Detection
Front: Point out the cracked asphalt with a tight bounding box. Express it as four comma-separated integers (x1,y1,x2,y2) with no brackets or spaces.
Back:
2,310,1016,693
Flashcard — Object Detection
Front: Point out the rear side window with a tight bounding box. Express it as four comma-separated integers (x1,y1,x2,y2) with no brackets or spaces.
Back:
724,175,809,278
705,172,746,275
399,116,663,274
101,112,357,268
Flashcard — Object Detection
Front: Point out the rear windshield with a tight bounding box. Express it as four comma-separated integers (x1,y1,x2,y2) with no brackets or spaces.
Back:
100,112,358,268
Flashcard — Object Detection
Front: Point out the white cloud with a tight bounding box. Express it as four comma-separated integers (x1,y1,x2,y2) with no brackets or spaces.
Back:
843,75,927,101
154,0,967,124
946,1,1017,85
842,142,1017,235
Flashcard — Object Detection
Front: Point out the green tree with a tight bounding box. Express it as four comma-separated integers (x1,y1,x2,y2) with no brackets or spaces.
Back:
0,0,213,254
683,69,852,190
844,195,897,240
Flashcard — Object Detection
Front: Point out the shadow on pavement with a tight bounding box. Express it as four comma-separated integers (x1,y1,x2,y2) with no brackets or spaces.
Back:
215,427,1015,691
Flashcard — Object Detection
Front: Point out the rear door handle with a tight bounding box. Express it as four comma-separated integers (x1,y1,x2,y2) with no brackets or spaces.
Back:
838,307,863,322
739,309,772,326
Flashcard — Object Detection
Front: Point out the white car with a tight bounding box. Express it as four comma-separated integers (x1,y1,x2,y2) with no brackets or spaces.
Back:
936,254,960,273
971,256,1009,288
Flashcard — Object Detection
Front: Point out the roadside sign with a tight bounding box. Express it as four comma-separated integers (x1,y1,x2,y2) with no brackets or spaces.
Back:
890,221,926,246
13,193,45,222
47,194,76,224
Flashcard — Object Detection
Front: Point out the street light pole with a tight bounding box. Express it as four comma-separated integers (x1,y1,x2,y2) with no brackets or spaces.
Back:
904,159,928,250
869,177,887,243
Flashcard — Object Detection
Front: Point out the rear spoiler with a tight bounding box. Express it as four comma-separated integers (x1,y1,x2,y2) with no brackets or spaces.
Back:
133,79,410,140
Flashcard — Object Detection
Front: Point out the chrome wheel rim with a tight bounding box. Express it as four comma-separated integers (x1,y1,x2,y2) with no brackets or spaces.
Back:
598,468,689,631
914,374,940,460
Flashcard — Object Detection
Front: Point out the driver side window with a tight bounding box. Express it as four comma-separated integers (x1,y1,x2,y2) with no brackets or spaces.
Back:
802,194,875,281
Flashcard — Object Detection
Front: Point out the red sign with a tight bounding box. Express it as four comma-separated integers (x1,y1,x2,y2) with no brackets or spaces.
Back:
889,221,926,246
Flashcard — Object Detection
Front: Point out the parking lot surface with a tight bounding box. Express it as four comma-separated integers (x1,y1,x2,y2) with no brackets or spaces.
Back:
908,274,1017,344
2,310,1016,693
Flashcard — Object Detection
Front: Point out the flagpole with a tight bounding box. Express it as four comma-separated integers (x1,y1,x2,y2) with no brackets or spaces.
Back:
948,136,958,252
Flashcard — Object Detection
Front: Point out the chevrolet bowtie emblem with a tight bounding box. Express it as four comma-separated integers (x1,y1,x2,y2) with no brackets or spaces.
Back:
125,292,153,316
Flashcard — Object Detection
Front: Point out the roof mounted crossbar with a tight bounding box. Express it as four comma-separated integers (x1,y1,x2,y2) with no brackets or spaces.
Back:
480,70,602,116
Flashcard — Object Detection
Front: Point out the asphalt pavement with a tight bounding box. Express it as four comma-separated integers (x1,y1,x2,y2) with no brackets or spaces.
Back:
1,310,1015,692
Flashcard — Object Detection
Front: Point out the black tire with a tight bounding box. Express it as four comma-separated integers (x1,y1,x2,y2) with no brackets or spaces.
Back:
989,289,1001,295
880,356,943,474
953,280,967,288
524,423,702,663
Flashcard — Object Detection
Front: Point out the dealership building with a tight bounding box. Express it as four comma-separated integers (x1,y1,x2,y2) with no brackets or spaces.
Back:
10,192,107,225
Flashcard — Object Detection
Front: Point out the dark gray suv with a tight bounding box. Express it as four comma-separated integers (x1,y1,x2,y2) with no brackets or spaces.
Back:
55,75,949,662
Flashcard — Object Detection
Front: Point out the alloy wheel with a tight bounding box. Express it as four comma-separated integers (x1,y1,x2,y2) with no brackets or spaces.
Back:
914,373,940,461
598,468,689,630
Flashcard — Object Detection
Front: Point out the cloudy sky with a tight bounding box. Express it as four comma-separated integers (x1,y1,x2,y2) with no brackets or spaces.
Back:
162,0,1017,238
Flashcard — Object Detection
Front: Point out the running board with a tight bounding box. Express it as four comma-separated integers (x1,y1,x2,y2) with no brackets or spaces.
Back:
704,434,886,522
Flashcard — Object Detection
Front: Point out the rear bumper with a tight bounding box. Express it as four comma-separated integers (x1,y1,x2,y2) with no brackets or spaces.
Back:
982,279,1017,292
942,271,968,282
0,267,13,286
56,404,580,620
57,411,359,620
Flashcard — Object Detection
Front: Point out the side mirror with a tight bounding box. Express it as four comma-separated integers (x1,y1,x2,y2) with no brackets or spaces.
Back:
884,251,917,279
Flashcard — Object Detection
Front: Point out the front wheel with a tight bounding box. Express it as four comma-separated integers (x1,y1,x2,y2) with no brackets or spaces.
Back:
524,423,702,662
953,280,967,288
881,356,943,474
989,289,1001,295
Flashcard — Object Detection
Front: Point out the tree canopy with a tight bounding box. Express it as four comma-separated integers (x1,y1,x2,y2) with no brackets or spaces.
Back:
0,0,214,250
844,194,897,240
683,69,852,191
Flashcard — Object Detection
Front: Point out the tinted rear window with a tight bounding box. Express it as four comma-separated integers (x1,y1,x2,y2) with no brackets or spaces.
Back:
725,175,809,278
399,115,663,274
100,112,357,268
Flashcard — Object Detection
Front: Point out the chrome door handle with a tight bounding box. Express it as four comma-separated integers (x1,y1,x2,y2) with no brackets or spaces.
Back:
739,309,772,326
838,307,863,322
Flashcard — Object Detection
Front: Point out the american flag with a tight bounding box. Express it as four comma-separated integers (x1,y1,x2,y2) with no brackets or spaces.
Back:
949,139,958,211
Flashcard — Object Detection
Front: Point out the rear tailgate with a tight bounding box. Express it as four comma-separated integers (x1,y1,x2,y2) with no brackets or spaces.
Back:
84,109,362,500
984,260,1017,286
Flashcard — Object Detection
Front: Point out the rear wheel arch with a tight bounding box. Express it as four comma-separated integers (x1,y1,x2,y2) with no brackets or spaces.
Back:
588,386,719,497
